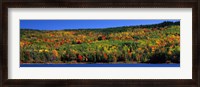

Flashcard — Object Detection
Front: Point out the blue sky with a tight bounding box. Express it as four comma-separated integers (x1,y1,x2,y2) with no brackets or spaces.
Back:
20,20,179,30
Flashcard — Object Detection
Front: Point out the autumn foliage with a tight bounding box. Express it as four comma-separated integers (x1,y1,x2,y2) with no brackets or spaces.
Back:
20,22,180,64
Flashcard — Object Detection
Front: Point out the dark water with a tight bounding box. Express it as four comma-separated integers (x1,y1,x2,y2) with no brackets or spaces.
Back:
20,64,180,67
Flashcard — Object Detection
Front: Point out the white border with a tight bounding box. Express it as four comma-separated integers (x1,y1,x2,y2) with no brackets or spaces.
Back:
8,8,192,79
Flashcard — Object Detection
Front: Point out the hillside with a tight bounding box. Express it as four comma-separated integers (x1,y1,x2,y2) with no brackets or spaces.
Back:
20,21,180,64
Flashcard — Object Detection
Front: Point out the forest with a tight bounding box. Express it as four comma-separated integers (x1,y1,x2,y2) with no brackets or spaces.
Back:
20,21,180,64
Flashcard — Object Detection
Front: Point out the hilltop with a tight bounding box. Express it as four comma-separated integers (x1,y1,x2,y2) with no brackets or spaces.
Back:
21,21,180,31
